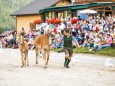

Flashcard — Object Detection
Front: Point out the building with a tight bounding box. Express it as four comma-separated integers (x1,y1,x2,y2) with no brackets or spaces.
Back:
11,0,71,33
11,0,115,33
75,0,115,16
41,1,115,20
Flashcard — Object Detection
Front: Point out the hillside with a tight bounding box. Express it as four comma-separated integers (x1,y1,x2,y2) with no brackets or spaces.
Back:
0,0,34,33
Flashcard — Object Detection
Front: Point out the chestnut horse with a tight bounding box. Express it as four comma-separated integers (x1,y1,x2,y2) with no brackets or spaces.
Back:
19,36,29,67
34,28,52,68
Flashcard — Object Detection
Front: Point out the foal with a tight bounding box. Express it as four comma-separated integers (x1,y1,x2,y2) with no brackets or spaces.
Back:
19,36,29,67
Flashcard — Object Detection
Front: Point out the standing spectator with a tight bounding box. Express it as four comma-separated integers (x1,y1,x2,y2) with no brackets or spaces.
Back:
13,32,17,48
20,27,25,36
0,38,3,48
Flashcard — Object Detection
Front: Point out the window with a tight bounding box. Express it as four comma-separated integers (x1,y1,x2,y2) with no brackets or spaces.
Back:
64,11,68,18
105,7,112,10
45,13,49,20
58,12,64,19
52,12,55,18
49,12,52,18
98,8,104,10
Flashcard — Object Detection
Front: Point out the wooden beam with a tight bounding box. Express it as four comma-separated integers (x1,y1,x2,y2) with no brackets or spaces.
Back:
75,0,114,4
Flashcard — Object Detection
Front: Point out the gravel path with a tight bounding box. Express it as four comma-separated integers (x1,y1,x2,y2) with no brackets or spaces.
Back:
0,49,115,86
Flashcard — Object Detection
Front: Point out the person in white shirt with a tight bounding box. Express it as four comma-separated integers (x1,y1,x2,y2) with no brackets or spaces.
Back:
8,34,13,40
7,34,13,48
0,39,2,48
60,22,66,35
100,18,106,30
99,22,104,32
57,24,62,34
93,34,101,48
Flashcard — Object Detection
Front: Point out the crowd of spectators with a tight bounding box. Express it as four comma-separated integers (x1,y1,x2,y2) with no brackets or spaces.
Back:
47,14,115,51
0,14,115,52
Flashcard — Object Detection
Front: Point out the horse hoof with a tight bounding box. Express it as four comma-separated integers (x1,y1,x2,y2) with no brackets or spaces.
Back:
21,66,23,68
44,66,47,69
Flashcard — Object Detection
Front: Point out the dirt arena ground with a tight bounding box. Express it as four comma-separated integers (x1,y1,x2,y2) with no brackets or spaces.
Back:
0,49,115,86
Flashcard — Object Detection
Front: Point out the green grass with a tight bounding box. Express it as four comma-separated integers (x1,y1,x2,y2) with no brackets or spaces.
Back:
51,47,115,57
73,47,115,57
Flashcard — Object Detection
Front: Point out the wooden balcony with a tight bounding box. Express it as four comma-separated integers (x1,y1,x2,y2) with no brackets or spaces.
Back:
75,0,115,4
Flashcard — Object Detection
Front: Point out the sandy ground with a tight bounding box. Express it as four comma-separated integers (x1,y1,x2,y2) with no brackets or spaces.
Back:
0,49,115,86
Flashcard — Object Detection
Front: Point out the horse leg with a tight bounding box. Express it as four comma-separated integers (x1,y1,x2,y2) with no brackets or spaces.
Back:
42,49,45,60
44,50,48,68
42,49,47,68
26,52,29,66
24,53,26,66
21,53,24,67
45,46,50,67
25,52,29,66
35,48,38,64
46,50,50,66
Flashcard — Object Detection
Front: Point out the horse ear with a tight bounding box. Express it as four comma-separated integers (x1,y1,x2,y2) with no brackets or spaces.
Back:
48,28,52,32
24,38,26,40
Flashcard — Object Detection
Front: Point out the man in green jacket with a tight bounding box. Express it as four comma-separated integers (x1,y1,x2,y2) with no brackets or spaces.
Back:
60,29,80,68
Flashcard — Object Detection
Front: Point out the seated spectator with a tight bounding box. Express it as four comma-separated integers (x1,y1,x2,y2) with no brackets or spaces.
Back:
98,33,106,46
97,34,112,51
111,34,115,47
80,30,85,44
91,34,101,51
2,36,7,48
28,38,34,50
82,35,91,48
52,33,62,48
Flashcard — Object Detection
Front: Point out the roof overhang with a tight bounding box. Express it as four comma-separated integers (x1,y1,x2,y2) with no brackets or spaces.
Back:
10,13,40,16
40,2,115,12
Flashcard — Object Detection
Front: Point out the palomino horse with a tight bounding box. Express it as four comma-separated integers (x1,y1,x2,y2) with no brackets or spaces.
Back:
19,36,29,67
34,28,53,68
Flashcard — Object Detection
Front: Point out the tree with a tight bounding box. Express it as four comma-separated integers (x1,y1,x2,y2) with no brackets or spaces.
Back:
0,0,33,33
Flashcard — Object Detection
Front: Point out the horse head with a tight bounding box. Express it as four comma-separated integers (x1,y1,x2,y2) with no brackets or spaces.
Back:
46,27,54,37
19,36,25,45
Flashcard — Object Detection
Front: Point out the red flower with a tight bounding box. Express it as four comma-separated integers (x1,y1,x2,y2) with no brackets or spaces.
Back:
51,18,55,23
71,18,78,24
46,18,55,24
53,18,61,24
46,19,51,24
34,19,42,24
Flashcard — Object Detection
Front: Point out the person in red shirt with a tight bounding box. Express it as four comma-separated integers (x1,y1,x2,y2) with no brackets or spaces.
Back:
54,24,58,34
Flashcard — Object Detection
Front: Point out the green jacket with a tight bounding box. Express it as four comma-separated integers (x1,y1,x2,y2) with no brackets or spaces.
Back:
64,35,72,49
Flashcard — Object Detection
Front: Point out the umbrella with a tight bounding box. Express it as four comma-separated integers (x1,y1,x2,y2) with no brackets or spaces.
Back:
36,23,48,30
80,9,97,14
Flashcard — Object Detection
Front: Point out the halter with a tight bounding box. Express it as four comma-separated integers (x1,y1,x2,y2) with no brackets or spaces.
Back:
19,36,25,45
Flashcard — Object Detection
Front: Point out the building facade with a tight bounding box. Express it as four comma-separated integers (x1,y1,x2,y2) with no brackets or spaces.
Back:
11,0,71,33
41,1,115,20
75,0,115,16
11,0,115,33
